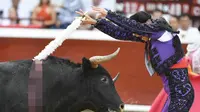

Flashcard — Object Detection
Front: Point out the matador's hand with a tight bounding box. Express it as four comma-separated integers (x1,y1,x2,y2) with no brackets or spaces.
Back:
76,9,97,25
92,6,108,19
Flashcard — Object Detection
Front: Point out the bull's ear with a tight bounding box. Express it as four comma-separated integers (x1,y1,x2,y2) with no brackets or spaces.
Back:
82,57,92,72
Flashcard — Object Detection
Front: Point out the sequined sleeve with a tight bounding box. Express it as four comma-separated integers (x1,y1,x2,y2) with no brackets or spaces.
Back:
105,10,161,36
94,19,144,42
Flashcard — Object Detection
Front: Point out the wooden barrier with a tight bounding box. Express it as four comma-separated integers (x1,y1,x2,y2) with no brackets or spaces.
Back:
0,38,187,105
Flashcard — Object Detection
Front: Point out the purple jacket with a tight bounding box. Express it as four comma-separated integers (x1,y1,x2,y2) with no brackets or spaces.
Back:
94,10,184,74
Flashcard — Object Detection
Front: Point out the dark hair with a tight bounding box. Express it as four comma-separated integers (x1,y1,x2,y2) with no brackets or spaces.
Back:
179,13,191,20
157,17,179,34
129,11,151,23
130,11,179,34
198,25,200,31
39,0,50,6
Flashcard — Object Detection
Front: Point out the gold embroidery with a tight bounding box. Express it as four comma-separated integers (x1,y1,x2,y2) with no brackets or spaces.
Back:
133,33,149,42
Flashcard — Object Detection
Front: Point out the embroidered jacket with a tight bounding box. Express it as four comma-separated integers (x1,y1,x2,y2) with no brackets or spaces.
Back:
94,10,184,74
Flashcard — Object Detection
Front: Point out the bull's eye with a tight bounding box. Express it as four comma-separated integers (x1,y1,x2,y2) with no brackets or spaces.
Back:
101,77,108,83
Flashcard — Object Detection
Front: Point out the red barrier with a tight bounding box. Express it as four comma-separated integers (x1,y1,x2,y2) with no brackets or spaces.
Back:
0,25,42,28
0,38,187,105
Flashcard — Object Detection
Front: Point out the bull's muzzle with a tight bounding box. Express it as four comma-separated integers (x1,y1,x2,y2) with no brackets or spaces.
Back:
119,103,124,112
108,103,124,112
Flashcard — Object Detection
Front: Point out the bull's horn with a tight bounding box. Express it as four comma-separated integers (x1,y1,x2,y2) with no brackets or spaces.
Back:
113,72,120,83
89,48,120,68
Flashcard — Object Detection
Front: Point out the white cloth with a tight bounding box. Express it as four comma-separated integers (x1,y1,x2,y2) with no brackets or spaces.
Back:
178,27,200,44
186,43,200,55
192,47,200,74
157,31,173,42
186,43,200,74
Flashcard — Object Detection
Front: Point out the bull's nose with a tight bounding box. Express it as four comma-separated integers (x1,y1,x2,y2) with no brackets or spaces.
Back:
119,103,124,110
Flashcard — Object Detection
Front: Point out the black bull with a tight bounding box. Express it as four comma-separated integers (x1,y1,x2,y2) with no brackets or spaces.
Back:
0,48,124,112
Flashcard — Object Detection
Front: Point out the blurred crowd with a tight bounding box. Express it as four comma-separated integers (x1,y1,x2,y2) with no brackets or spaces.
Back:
0,0,116,29
0,0,199,38
151,9,200,43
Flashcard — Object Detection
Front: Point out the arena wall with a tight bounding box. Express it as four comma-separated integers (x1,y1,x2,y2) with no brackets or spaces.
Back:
0,36,187,106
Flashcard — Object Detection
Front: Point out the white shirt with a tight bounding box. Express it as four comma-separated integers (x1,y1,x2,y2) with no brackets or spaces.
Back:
178,27,200,44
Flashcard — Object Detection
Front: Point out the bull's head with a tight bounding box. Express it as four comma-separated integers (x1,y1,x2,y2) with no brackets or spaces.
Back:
52,48,124,112
79,48,124,112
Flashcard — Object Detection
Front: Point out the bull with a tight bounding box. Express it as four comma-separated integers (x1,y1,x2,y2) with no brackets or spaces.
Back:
0,48,124,112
